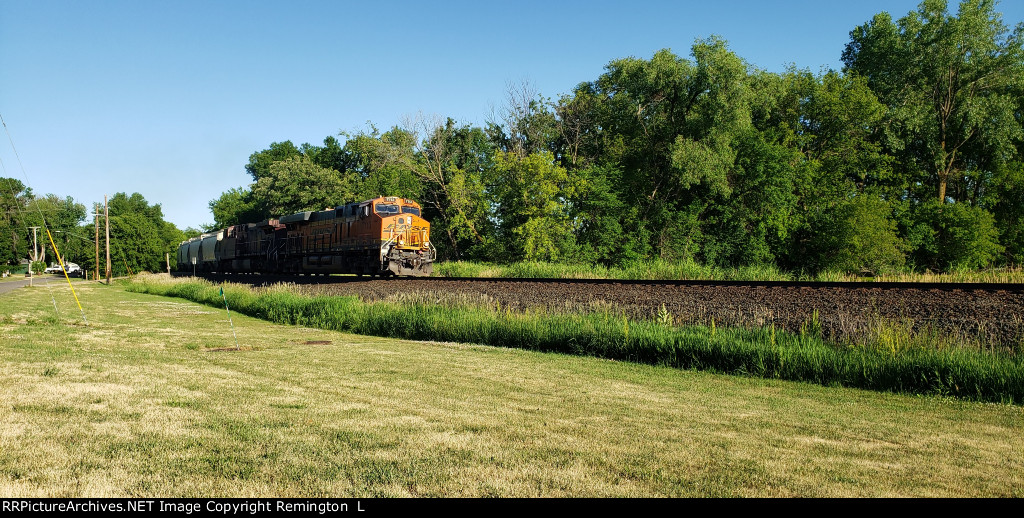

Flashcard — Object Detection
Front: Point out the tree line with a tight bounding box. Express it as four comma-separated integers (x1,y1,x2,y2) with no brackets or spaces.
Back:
4,1,1018,276
0,178,191,275
211,1,1024,274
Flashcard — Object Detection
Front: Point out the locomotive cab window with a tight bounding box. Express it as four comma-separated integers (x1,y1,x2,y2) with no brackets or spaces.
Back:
375,204,399,215
401,206,420,216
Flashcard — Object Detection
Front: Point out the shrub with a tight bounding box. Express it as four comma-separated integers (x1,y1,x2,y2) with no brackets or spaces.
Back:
813,195,906,274
912,202,1004,270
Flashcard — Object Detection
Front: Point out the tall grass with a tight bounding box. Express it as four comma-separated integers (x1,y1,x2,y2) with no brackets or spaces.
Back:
435,259,794,281
874,266,1024,283
127,276,1024,404
433,260,1024,283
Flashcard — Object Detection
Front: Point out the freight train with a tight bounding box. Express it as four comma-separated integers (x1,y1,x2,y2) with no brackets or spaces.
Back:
176,196,435,277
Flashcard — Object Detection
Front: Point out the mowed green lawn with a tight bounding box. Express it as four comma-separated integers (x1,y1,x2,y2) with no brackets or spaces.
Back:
1,282,1021,497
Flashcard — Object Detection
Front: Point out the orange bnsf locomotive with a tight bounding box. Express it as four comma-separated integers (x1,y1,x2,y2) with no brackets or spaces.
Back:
177,197,435,277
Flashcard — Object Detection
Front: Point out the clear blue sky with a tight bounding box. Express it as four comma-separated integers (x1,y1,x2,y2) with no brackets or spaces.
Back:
2,0,1022,230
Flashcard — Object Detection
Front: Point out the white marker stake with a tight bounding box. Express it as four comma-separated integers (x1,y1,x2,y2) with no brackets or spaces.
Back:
220,284,240,350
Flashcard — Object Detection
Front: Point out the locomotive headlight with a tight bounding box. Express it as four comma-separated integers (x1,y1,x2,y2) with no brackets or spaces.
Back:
398,235,405,245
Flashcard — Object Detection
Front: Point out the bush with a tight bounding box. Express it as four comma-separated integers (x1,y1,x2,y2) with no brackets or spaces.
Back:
814,195,906,274
912,202,1004,270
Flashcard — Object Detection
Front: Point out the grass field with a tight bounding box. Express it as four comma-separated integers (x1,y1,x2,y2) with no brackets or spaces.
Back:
1,281,1023,497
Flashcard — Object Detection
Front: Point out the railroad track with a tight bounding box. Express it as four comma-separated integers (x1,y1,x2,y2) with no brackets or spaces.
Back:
171,271,1024,292
167,272,1024,345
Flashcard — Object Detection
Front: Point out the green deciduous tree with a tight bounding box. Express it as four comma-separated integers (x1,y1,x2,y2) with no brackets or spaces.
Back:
252,155,356,217
407,116,495,260
342,127,423,201
570,39,755,263
301,136,348,173
843,0,1024,203
106,192,184,274
488,81,560,159
209,187,262,228
245,141,302,181
0,177,30,266
490,151,580,262
802,71,894,194
990,162,1024,263
567,165,633,265
0,179,86,268
709,131,802,266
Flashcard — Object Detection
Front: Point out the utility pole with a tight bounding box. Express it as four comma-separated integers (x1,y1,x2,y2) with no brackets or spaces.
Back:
27,226,39,287
94,203,100,281
105,195,111,285
29,226,39,262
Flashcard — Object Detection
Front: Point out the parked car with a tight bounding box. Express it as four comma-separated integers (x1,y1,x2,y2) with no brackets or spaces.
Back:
43,262,81,275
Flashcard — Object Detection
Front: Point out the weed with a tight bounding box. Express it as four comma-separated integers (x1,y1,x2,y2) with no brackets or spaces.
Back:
656,304,673,327
800,310,822,340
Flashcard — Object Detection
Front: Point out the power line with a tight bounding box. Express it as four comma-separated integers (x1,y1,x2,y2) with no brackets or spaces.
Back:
0,112,87,324
0,153,60,311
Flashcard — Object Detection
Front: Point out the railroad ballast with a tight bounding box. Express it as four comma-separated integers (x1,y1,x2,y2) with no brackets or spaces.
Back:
177,196,436,277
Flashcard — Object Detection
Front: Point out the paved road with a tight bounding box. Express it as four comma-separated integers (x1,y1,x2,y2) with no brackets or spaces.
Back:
0,275,69,296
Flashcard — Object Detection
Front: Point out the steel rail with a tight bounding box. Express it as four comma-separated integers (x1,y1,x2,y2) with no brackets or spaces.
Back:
171,272,1024,292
